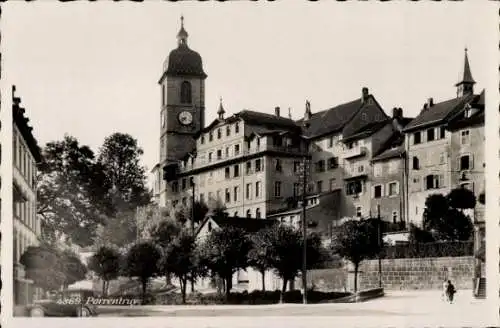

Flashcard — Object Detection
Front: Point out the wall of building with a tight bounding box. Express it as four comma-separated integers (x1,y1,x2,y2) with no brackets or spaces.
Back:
371,158,405,223
304,256,474,292
406,124,452,225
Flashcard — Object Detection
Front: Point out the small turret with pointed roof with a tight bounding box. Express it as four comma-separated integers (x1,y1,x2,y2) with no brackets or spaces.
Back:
456,48,475,97
217,97,226,120
177,15,189,46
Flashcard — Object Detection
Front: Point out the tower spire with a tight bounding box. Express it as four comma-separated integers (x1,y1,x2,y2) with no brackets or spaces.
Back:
455,48,475,97
177,15,188,46
217,97,226,120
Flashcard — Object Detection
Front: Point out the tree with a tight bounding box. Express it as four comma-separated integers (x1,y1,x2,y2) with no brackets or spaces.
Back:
37,135,109,247
93,210,138,249
20,245,66,291
447,188,476,211
123,241,162,302
247,229,273,291
200,226,251,301
149,216,182,285
88,246,122,296
159,231,201,303
408,223,435,244
59,248,88,290
331,220,381,292
423,190,474,241
264,225,324,302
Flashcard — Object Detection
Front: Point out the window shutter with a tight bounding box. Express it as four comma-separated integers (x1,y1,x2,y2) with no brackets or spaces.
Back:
457,156,461,171
469,154,474,169
381,184,385,197
438,174,445,188
371,186,375,198
396,181,400,195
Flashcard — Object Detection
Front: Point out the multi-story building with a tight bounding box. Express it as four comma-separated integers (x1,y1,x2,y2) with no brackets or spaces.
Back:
12,86,43,306
403,49,484,226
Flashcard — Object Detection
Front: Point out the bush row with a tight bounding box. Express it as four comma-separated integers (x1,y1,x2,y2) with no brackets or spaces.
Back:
154,289,351,305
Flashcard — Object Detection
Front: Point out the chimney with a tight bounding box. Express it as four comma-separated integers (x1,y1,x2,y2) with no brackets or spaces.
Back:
427,97,434,107
361,87,369,103
304,100,312,121
392,107,403,119
275,106,280,117
423,103,428,111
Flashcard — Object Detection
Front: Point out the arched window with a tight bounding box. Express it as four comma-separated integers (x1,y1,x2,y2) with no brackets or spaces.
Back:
246,209,251,218
180,81,192,104
256,208,261,219
412,156,419,170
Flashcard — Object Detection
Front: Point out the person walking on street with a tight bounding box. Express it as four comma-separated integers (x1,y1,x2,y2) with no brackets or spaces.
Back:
442,279,449,302
446,280,456,304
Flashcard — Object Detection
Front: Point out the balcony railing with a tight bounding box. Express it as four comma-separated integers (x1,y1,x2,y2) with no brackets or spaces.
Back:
343,146,367,159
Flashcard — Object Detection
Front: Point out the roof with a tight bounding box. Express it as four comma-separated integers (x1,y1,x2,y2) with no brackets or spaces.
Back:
296,97,366,139
403,94,476,132
12,95,42,163
371,144,405,162
341,119,390,143
456,49,475,86
196,215,277,236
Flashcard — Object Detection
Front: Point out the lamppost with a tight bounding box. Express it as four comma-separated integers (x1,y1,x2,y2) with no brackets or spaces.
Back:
190,176,195,235
377,204,382,288
300,150,310,304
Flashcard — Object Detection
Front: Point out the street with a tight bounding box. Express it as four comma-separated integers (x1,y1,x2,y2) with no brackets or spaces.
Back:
96,290,492,325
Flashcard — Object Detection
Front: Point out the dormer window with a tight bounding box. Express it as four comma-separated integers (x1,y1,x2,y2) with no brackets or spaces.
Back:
180,81,192,104
217,129,222,139
209,132,213,142
235,123,240,134
464,105,472,118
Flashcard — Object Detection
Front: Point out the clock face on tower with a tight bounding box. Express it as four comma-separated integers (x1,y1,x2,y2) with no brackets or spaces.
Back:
178,111,193,125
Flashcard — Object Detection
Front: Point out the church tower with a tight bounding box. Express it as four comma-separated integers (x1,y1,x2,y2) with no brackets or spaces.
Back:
158,16,207,163
455,48,475,98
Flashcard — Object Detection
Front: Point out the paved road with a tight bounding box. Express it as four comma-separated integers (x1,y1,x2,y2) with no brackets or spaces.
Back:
96,290,494,325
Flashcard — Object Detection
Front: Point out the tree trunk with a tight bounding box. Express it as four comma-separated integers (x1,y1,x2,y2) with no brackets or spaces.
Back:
191,278,195,293
102,280,106,296
141,279,147,303
354,263,359,293
260,270,266,291
165,272,172,286
180,277,187,304
280,278,288,303
225,274,232,302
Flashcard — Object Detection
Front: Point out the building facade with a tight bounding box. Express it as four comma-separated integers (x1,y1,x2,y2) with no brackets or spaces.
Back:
12,86,43,306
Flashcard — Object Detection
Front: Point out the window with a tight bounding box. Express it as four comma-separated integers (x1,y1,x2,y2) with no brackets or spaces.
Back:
161,84,166,106
439,126,446,139
274,181,282,197
358,165,364,173
439,152,446,164
246,209,251,218
225,188,231,203
346,180,363,195
256,208,261,219
235,123,240,134
246,183,252,199
208,152,213,162
180,81,192,104
328,136,334,148
208,192,213,200
217,129,222,139
234,165,240,177
413,132,421,145
209,132,213,141
460,130,470,145
246,161,252,174
387,161,398,174
356,207,362,217
216,190,221,200
388,182,399,196
392,211,398,224
225,167,230,179
255,159,262,172
412,157,419,170
201,135,205,144
234,186,239,202
172,181,179,192
460,155,473,170
235,144,240,155
316,160,325,172
373,185,382,199
316,180,323,193
293,183,301,196
217,149,222,159
275,159,282,172
328,157,339,169
425,174,444,190
256,181,261,198
208,222,212,232
427,128,435,142
374,163,382,177
329,178,336,191
226,126,231,136
182,197,187,206
182,178,187,190
294,161,301,173
200,193,205,204
225,147,230,158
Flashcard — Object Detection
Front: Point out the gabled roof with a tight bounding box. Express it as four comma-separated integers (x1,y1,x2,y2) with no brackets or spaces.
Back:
341,119,390,143
196,215,277,237
296,97,367,139
403,94,476,132
372,145,405,162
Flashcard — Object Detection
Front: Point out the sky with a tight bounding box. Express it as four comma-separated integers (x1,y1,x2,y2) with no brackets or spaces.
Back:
3,2,495,187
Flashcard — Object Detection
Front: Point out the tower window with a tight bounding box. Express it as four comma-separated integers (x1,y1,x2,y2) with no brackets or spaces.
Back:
217,129,222,139
180,81,192,104
226,126,231,136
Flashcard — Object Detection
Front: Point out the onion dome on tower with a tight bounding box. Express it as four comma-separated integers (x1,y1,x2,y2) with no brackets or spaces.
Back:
164,16,207,78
